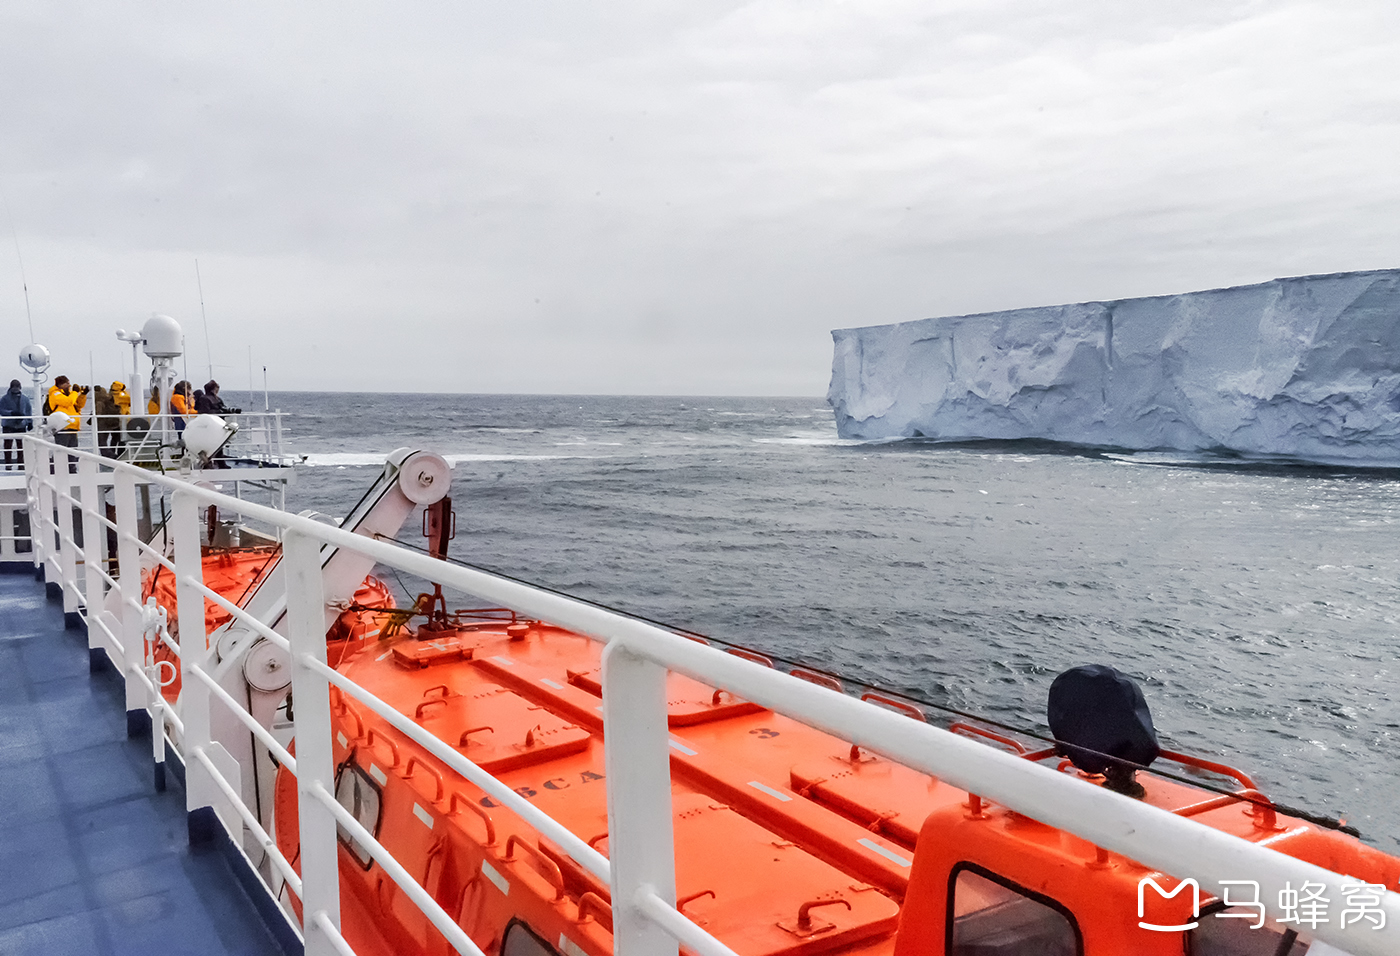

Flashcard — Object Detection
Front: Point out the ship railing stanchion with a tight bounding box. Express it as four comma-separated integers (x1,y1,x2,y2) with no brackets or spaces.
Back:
78,452,106,669
56,457,80,626
283,528,344,956
22,435,41,575
173,489,218,841
47,450,62,585
33,441,54,585
39,443,56,583
114,468,150,737
602,641,680,956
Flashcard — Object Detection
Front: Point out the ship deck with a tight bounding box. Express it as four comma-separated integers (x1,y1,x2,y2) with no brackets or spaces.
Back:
0,568,292,956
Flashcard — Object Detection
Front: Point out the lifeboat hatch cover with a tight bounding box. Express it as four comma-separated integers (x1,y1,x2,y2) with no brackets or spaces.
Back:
671,792,898,956
392,633,481,668
403,683,592,774
789,758,952,851
566,668,768,727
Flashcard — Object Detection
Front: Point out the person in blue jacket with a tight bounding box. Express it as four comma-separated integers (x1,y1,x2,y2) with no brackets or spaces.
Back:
0,379,33,469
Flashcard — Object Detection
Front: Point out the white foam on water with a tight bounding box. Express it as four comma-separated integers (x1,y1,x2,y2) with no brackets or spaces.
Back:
752,433,896,447
303,452,600,467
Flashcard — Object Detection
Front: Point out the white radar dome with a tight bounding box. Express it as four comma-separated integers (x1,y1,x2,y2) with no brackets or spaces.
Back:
141,313,183,358
183,414,238,461
19,344,50,373
45,411,73,433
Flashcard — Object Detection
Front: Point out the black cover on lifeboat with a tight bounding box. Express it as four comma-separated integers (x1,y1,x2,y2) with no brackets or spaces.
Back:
1048,664,1160,786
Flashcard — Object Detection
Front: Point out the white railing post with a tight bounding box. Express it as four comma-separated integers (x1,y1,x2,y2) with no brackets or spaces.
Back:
22,435,41,572
43,449,60,585
172,489,217,836
56,464,80,620
33,442,55,583
114,469,148,730
602,641,679,956
78,453,105,663
284,528,342,955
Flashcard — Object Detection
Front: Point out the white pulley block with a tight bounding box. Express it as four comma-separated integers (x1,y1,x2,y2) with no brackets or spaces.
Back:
243,638,292,693
396,451,451,504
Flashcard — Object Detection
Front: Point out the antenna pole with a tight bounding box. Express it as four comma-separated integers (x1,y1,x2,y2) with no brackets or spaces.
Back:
195,259,213,382
263,366,269,412
4,196,34,341
88,350,97,447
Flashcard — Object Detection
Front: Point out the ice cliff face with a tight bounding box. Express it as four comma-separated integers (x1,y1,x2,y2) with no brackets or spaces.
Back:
827,270,1400,466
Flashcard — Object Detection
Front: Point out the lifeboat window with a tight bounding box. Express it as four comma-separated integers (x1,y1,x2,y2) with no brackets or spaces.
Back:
501,919,561,956
334,762,382,869
1188,906,1316,956
947,863,1081,956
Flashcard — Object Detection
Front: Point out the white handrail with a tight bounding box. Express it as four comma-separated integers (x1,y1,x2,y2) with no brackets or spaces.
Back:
190,745,304,898
181,573,289,651
308,655,612,883
21,434,1399,956
187,663,297,773
635,889,741,956
311,913,359,956
307,779,487,956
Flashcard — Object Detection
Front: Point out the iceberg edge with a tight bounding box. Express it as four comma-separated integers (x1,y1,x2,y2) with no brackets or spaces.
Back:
827,269,1400,467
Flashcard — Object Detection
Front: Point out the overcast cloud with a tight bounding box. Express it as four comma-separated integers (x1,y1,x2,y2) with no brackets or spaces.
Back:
3,1,1399,394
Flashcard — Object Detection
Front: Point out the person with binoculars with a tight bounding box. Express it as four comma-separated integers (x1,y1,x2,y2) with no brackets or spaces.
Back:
194,379,240,415
46,376,88,449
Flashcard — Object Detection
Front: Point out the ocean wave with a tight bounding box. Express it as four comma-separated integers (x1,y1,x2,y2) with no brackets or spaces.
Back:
302,452,599,467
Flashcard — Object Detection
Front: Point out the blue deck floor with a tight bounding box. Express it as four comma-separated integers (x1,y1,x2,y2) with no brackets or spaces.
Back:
0,569,291,956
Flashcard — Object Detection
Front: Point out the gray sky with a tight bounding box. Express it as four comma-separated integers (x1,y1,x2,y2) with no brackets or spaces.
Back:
4,1,1399,395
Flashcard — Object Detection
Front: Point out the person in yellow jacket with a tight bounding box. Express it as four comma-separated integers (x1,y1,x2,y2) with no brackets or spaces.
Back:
148,385,160,416
103,382,133,457
170,381,193,433
46,376,88,449
110,381,131,416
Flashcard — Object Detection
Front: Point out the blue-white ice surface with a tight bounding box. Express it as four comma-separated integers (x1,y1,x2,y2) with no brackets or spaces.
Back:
828,269,1400,466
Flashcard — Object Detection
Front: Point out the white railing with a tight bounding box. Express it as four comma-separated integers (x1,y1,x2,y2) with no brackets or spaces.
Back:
57,408,295,468
0,496,32,562
20,434,1400,956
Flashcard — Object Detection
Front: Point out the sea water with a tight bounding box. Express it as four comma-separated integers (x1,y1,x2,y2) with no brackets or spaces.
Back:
268,391,1400,854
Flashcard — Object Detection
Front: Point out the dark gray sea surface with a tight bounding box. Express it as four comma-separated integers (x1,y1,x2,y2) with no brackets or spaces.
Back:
273,392,1400,853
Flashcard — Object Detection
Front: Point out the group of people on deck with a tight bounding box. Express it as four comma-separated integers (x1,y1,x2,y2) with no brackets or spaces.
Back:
0,374,236,469
148,380,234,432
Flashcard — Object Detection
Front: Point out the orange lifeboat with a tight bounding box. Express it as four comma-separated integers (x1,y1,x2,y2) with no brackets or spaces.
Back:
263,612,1400,956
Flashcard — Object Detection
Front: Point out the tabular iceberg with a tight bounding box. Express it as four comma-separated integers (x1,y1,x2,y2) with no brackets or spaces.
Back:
827,269,1400,466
